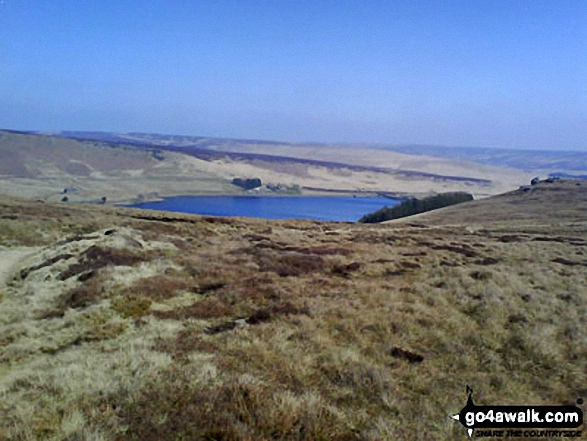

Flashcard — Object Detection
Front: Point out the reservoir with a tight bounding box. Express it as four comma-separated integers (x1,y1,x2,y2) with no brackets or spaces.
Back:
126,196,399,222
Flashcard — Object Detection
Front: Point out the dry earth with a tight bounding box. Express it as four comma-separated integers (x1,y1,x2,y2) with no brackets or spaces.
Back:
0,180,585,440
0,249,39,286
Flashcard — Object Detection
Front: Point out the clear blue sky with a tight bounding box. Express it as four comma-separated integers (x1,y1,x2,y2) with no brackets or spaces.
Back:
0,1,585,150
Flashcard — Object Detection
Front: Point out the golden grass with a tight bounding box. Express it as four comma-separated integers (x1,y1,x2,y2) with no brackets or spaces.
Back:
0,184,585,440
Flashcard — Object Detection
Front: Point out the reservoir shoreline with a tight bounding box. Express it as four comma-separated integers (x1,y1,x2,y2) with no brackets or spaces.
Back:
123,195,400,222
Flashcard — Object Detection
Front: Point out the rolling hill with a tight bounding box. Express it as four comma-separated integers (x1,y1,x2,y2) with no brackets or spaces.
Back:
1,130,535,202
383,144,587,175
0,130,235,203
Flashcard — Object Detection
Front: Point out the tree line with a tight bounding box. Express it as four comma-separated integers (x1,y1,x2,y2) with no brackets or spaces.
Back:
359,192,473,223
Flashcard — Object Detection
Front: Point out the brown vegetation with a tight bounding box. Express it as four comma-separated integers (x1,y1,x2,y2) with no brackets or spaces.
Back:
57,246,146,280
0,180,585,440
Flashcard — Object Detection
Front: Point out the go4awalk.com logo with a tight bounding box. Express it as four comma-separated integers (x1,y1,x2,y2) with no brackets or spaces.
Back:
451,386,584,438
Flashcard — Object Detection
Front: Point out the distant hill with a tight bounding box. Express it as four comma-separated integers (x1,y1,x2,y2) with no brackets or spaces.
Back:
33,130,300,150
44,132,587,174
381,144,587,173
53,131,535,194
549,172,587,180
0,130,234,203
2,130,535,201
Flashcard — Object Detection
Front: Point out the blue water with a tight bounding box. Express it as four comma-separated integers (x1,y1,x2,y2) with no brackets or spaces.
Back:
126,196,399,222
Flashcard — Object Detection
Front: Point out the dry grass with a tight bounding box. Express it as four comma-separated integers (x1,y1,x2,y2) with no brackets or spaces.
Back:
0,182,585,440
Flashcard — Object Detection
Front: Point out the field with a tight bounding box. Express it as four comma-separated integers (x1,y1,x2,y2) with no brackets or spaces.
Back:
0,179,585,440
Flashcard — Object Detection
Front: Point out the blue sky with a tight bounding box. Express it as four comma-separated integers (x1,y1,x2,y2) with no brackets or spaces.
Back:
0,1,585,150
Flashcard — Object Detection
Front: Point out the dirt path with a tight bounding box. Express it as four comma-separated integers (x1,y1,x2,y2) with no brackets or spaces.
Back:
0,248,39,286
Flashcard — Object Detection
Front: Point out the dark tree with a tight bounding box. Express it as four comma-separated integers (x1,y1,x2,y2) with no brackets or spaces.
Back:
231,178,262,190
359,192,473,223
151,150,165,161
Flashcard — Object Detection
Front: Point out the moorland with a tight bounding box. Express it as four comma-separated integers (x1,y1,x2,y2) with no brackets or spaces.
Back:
0,178,585,440
1,130,537,204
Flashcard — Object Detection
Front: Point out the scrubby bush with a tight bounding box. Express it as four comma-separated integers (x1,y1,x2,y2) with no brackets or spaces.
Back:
359,192,473,223
231,177,262,190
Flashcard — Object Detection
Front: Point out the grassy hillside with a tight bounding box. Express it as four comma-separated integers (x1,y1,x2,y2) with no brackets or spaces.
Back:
0,180,584,440
35,130,535,199
0,130,235,203
396,179,587,227
56,131,587,174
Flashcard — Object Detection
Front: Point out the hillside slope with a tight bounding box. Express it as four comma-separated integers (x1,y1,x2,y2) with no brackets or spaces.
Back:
0,130,237,203
384,144,587,174
28,130,535,199
0,180,584,440
394,179,587,227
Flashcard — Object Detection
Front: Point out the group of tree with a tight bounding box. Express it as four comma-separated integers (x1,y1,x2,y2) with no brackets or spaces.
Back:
231,178,262,190
359,192,474,223
61,195,107,203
